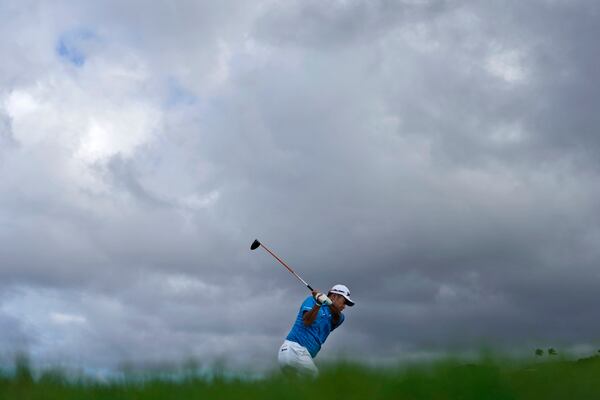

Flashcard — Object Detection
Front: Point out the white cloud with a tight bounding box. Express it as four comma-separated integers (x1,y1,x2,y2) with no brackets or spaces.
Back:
50,312,87,325
485,48,528,83
5,90,48,146
3,57,161,163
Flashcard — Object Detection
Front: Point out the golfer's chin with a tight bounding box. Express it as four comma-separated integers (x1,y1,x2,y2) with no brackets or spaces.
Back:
334,303,345,312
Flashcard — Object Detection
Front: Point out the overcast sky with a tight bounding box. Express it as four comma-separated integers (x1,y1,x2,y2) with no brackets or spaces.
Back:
1,0,600,373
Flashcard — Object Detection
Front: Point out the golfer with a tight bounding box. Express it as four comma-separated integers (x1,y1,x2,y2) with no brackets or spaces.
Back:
278,284,354,377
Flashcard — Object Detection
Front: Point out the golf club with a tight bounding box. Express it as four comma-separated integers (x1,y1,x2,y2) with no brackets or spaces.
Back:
250,239,314,292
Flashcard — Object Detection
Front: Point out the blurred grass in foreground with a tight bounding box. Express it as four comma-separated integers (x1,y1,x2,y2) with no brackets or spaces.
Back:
2,355,600,399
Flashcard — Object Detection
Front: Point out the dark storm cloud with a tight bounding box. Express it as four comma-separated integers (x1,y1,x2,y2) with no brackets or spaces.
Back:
255,0,450,49
1,0,599,370
231,0,600,355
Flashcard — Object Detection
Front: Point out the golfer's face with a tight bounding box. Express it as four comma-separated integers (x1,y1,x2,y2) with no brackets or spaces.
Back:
332,294,346,311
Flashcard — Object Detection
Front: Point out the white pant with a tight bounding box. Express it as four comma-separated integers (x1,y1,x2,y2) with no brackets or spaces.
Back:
278,340,319,377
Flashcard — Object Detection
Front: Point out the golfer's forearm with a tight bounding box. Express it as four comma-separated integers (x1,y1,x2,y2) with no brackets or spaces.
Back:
331,309,341,325
302,305,320,326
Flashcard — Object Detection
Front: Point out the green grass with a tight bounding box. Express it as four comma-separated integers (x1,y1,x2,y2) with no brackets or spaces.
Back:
2,355,600,399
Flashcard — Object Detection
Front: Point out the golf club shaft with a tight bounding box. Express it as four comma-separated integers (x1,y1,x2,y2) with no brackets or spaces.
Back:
258,243,314,292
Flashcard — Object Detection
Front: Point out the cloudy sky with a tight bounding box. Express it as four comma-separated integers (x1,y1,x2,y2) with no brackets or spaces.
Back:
1,0,600,372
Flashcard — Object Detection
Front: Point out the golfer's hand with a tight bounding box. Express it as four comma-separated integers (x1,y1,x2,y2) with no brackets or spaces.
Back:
314,292,332,306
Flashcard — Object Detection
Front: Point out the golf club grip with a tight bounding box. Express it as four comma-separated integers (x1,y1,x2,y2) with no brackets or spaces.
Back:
307,284,314,291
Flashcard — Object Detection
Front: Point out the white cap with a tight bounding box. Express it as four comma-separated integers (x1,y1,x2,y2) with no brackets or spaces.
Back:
329,284,355,306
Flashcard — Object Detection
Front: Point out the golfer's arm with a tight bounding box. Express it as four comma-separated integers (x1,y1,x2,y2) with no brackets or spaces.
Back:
302,304,320,326
331,308,341,326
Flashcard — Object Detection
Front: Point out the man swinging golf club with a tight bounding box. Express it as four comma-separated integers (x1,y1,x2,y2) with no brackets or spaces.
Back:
250,239,355,377
278,284,354,377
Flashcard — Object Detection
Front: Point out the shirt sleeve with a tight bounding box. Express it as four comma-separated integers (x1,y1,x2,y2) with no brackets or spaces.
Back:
300,295,316,313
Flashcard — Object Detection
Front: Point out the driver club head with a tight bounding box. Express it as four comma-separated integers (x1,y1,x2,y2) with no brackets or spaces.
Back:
250,239,261,250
